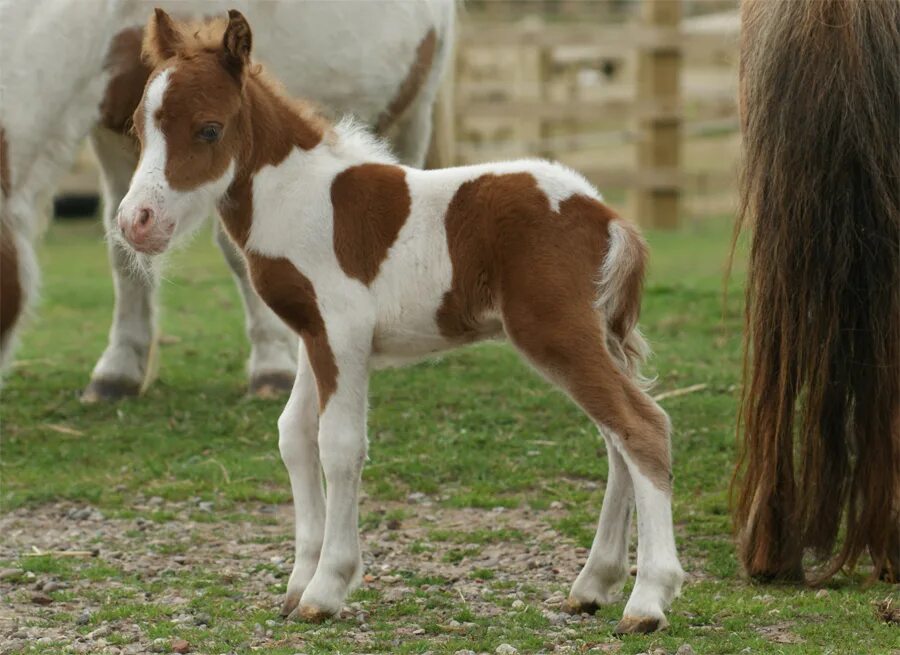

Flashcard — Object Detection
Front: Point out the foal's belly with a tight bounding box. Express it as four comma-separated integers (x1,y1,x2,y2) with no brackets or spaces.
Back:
369,304,504,370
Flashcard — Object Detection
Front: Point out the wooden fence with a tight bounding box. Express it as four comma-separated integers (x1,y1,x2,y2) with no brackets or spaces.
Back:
450,2,740,228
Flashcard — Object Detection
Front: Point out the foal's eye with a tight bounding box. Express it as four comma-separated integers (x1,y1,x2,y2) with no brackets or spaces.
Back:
196,123,222,143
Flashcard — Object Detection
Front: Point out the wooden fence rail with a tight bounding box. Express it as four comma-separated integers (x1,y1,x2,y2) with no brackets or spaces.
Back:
451,6,740,228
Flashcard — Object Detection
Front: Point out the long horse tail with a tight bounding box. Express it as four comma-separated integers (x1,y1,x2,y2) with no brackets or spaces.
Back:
732,0,900,582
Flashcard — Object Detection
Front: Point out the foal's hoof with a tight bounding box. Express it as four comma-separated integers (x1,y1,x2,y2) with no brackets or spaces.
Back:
562,597,600,615
249,371,295,399
280,591,301,618
293,604,333,623
81,377,141,403
613,614,667,635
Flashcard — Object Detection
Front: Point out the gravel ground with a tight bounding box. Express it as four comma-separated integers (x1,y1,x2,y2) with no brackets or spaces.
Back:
0,497,633,654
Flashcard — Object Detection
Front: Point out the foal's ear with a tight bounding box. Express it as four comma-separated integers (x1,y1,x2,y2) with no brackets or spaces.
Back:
222,9,252,81
144,8,182,64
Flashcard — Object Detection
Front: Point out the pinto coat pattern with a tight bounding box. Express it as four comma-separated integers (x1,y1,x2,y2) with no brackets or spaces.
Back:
117,10,684,632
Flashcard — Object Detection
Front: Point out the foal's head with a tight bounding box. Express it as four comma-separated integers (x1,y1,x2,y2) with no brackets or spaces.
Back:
117,9,253,254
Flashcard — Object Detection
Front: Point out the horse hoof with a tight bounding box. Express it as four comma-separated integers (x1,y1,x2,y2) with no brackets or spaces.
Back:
248,372,294,399
81,377,141,403
613,614,666,635
562,597,599,615
292,604,332,623
280,591,301,618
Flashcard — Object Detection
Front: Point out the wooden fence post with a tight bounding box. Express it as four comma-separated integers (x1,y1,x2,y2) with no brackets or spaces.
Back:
631,0,682,229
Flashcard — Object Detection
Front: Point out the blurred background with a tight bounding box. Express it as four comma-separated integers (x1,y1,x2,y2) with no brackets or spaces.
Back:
57,0,740,230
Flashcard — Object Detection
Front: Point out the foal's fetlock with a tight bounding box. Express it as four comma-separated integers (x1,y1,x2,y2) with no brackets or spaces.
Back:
566,562,628,613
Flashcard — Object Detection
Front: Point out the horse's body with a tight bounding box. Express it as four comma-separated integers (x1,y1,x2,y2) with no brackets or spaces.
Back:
734,0,900,582
0,0,454,392
116,10,684,632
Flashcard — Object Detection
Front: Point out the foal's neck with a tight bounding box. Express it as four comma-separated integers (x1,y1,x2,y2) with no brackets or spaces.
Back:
237,73,327,179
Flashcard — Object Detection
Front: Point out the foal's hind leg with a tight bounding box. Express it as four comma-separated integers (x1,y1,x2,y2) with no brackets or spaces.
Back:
504,307,683,633
565,433,634,612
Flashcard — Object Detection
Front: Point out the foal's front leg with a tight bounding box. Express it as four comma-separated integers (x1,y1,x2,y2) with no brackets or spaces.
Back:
278,343,325,617
295,335,370,621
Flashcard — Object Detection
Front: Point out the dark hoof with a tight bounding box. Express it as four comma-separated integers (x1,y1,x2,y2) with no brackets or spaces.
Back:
249,371,294,399
294,604,333,623
562,597,599,615
613,615,665,635
81,377,142,403
280,591,300,618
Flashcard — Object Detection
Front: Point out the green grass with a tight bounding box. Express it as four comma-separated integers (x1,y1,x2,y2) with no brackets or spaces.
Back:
2,218,898,655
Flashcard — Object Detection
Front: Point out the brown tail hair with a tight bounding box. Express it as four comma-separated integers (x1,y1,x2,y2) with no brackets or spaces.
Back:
733,0,900,582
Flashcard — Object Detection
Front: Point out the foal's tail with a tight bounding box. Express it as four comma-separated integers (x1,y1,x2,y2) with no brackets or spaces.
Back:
733,0,900,582
597,218,650,386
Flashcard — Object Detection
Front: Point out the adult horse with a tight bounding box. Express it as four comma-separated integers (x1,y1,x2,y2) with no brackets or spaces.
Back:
733,0,899,583
0,0,454,395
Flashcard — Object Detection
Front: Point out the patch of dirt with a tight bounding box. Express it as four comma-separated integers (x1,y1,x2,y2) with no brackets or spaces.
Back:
876,597,900,625
754,621,804,645
0,496,670,654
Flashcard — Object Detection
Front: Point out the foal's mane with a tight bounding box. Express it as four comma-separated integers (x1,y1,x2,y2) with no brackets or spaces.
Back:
142,13,331,137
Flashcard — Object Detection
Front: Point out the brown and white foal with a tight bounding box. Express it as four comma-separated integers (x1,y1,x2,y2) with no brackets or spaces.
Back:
117,10,683,633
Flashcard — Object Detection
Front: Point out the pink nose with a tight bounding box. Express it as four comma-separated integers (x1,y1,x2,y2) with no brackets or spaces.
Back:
119,207,155,245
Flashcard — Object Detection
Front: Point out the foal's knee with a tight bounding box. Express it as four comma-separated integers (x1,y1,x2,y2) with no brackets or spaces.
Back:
278,402,318,466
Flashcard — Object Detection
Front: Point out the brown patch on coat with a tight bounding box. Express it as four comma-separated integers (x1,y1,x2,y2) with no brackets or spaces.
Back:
0,127,9,198
375,29,437,134
100,27,152,134
0,222,22,345
331,164,411,285
245,253,337,410
438,173,670,491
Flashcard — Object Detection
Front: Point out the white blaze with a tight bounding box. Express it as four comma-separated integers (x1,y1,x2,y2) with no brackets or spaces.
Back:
118,67,235,244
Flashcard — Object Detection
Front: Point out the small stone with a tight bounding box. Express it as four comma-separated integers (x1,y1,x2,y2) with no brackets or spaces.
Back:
31,592,54,605
543,592,566,606
148,496,164,506
0,568,23,581
454,651,476,655
87,626,110,640
197,501,214,513
549,501,564,509
676,646,696,655
76,610,91,625
407,492,427,503
171,638,190,654
814,589,829,599
193,613,211,626
496,645,518,655
43,580,65,593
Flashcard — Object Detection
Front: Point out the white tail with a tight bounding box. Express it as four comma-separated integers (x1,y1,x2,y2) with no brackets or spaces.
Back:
597,219,651,384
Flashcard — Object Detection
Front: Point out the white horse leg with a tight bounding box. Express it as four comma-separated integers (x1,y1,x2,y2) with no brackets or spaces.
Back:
278,341,325,617
213,222,296,395
388,98,434,168
611,426,684,634
567,433,634,611
83,127,157,402
294,329,370,621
